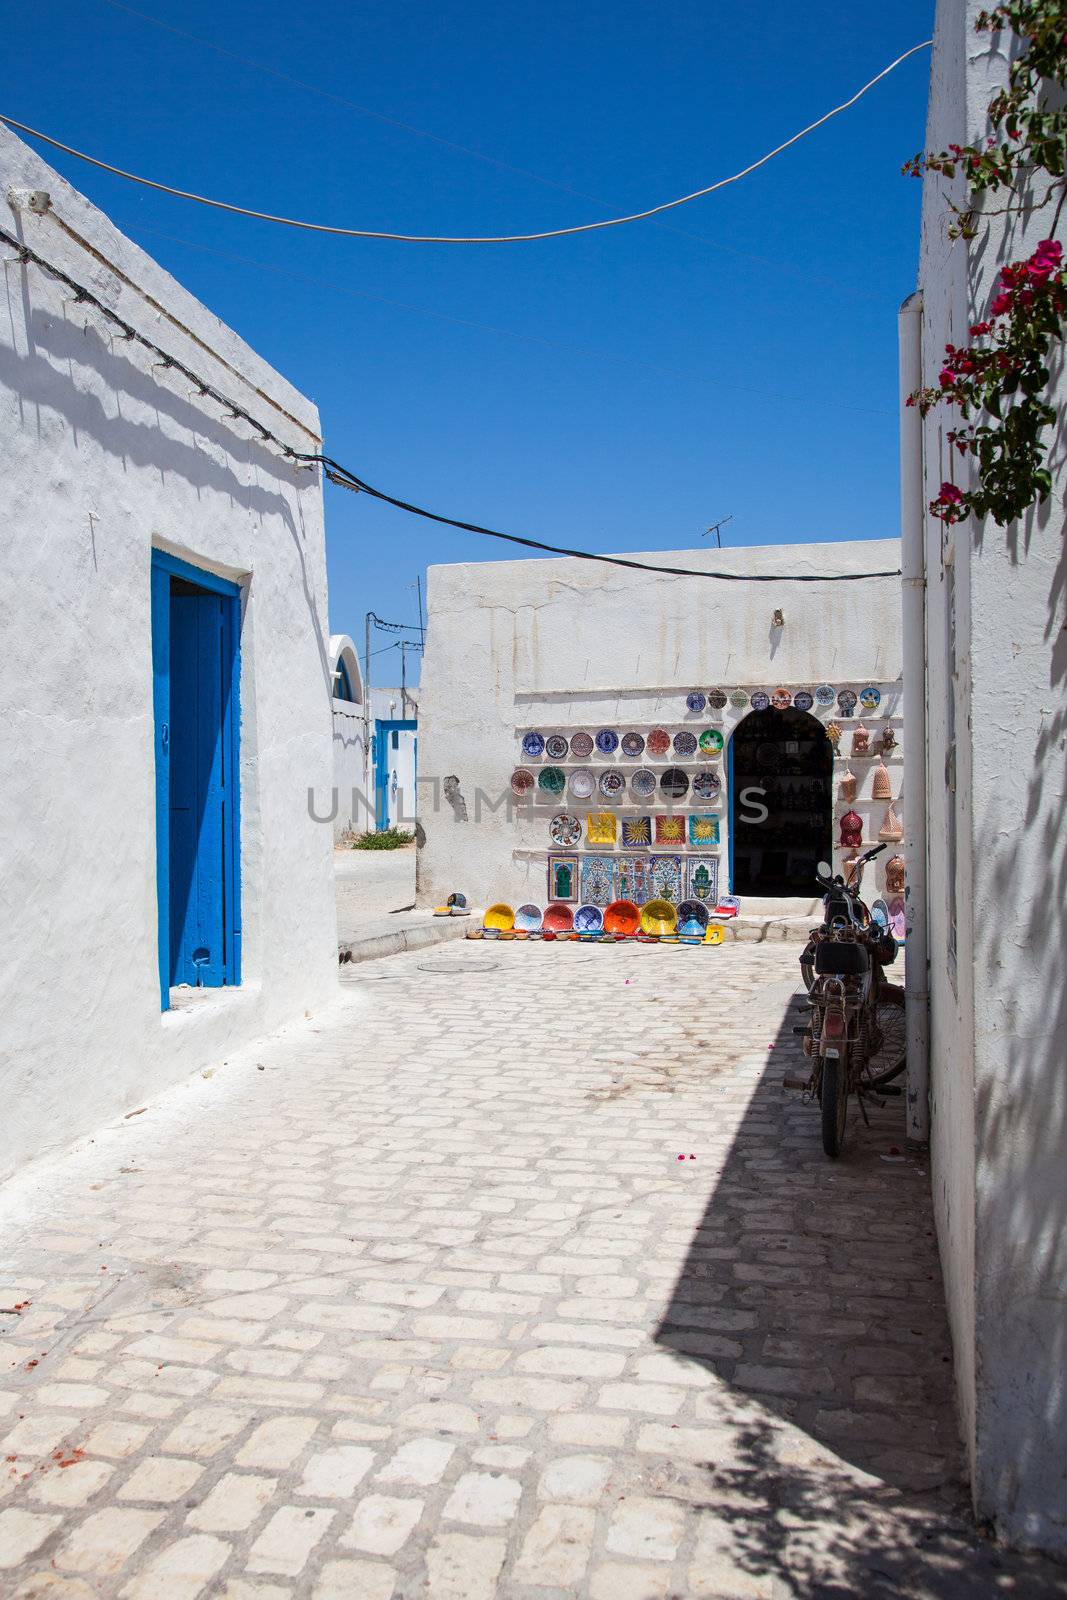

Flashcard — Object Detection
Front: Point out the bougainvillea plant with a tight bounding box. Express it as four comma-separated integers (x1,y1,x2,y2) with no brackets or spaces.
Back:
902,2,1067,526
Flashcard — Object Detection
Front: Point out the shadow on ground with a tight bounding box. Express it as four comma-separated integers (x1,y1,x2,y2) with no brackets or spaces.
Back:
654,988,1067,1598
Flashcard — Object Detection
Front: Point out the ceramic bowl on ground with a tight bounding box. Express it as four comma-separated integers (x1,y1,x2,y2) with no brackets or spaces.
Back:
570,731,594,759
514,903,543,931
568,768,595,800
544,733,569,760
676,900,710,934
692,770,721,800
510,768,535,796
574,904,604,933
484,902,515,932
603,899,641,936
704,923,725,945
521,731,545,758
686,691,707,713
595,729,619,754
631,768,657,799
542,903,574,933
673,730,698,756
640,898,678,936
699,728,724,754
537,766,566,795
660,767,689,800
620,731,645,758
646,728,671,757
549,813,581,847
598,770,625,801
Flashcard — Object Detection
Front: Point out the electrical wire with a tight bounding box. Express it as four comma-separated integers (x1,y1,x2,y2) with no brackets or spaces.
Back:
0,41,930,244
0,224,900,583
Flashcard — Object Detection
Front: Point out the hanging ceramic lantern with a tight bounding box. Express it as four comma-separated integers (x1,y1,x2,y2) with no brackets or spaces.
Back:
851,727,871,757
885,854,906,894
873,761,893,800
839,808,863,847
879,801,903,842
826,721,842,752
879,725,897,754
839,766,857,802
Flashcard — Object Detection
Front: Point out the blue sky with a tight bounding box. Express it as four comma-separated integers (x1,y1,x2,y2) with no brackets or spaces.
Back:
5,0,934,681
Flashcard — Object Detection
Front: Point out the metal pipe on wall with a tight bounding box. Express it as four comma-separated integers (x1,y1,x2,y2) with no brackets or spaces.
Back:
898,291,931,1143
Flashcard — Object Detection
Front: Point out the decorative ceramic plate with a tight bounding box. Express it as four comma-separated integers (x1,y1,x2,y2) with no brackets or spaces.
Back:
688,814,720,846
521,731,545,758
549,812,581,846
484,903,515,931
708,690,728,711
545,733,569,760
620,732,645,758
660,767,690,800
860,685,882,711
570,731,594,759
837,688,858,715
750,691,770,711
515,903,543,931
692,770,721,799
574,904,604,933
729,690,749,708
814,684,836,706
510,768,535,796
598,770,625,800
676,899,710,933
631,768,657,799
568,768,595,800
771,687,792,710
794,690,814,712
538,766,566,795
673,730,698,756
699,728,724,754
542,902,574,933
604,899,641,936
685,692,707,713
586,812,618,846
621,816,652,846
581,856,615,905
646,728,671,757
595,729,619,754
655,816,686,845
640,898,678,936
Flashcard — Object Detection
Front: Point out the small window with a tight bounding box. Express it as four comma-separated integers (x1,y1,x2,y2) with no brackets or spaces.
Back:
333,658,355,702
392,730,399,749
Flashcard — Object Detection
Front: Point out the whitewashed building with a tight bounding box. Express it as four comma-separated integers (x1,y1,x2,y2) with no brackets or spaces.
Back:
327,632,366,841
417,540,904,916
901,0,1067,1559
0,127,339,1179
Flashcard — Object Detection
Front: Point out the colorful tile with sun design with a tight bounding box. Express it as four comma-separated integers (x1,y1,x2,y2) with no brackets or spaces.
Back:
580,855,615,906
585,812,618,846
654,815,687,846
688,813,720,846
687,856,719,904
621,816,652,847
648,855,684,904
547,855,578,903
616,855,650,906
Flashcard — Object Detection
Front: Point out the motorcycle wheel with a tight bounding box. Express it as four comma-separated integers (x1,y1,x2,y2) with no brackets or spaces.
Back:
863,989,907,1089
821,1053,848,1158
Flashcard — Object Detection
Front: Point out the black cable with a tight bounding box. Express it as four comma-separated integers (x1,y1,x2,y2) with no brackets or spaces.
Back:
1,225,901,583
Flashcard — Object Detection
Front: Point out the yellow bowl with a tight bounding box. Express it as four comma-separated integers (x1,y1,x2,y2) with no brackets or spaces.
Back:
639,898,678,936
484,902,515,932
704,923,725,945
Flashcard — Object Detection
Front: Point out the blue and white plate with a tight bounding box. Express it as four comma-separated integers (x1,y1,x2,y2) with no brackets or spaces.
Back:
793,690,814,712
595,729,619,755
860,686,882,711
522,731,545,758
685,692,706,713
814,684,836,707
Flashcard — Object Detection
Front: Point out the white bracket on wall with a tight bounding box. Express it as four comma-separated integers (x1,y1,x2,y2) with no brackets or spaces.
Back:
6,187,51,214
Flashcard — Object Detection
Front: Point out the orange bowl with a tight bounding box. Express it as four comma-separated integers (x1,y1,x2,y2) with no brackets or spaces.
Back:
603,899,641,936
542,902,575,934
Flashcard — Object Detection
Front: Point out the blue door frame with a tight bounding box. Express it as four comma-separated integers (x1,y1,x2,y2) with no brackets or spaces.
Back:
374,719,417,830
151,550,241,1009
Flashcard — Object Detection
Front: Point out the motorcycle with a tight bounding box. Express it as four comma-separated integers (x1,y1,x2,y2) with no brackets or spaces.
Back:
790,844,905,1157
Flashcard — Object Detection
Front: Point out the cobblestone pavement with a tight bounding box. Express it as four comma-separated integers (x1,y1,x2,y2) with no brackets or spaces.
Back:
2,942,1065,1598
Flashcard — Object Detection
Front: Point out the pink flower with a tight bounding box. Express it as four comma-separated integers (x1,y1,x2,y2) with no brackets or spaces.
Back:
990,292,1013,316
937,483,964,505
969,321,992,336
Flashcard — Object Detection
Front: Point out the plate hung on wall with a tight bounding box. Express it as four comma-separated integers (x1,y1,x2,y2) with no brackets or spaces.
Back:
692,769,721,800
544,733,569,760
510,768,535,796
660,767,689,800
538,766,566,795
793,690,814,712
595,729,619,755
631,768,657,799
750,691,770,711
860,685,882,711
673,730,698,757
771,687,792,710
549,812,582,846
570,731,594,759
646,728,671,757
708,690,728,712
837,688,858,716
685,691,707,713
729,690,749,709
620,731,645,758
699,728,724,755
568,768,596,800
521,731,545,758
598,769,626,801
814,684,836,707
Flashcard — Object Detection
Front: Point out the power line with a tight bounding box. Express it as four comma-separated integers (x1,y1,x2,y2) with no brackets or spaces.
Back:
0,42,930,245
0,225,900,584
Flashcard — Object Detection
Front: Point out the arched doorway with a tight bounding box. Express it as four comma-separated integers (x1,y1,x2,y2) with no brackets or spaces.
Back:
729,707,833,896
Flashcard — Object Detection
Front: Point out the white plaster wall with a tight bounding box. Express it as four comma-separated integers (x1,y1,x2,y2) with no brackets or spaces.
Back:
917,0,1067,1555
328,635,369,840
418,540,903,909
0,126,339,1180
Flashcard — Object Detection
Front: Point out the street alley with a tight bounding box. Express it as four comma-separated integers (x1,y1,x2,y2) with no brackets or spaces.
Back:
1,942,1064,1598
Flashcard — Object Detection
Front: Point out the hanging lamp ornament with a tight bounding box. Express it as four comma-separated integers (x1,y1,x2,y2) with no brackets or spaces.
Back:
872,761,893,800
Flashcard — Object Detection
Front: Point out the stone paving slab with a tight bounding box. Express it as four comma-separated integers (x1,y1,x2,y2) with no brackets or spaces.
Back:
2,942,1066,1598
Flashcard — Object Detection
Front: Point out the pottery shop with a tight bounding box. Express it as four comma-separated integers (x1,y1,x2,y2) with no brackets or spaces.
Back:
417,538,905,927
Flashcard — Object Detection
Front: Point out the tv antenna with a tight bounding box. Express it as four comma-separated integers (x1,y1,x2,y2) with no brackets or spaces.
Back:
703,515,733,548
